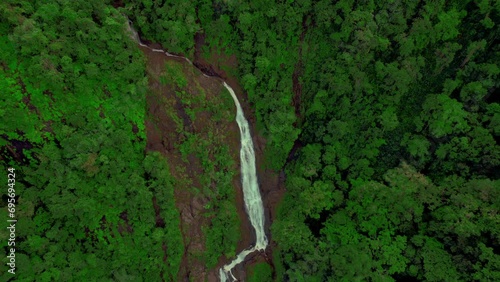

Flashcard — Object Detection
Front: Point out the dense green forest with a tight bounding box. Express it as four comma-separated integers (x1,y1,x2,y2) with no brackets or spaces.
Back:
1,0,500,281
126,0,500,280
0,0,244,280
0,1,186,280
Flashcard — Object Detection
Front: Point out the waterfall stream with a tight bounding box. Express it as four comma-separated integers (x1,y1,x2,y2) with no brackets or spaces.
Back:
219,83,268,282
127,21,268,281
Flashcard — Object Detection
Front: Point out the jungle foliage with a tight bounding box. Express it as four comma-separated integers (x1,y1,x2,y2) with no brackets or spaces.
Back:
0,1,184,281
1,0,500,281
124,0,500,281
1,1,243,280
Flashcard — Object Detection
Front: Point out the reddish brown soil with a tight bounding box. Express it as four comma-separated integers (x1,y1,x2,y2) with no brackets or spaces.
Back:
142,45,206,281
141,28,286,281
191,33,287,280
141,44,261,281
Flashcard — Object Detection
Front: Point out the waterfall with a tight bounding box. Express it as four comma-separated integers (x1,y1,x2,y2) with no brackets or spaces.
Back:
219,83,268,281
126,20,267,282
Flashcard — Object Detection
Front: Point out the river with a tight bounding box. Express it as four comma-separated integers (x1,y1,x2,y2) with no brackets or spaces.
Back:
127,21,268,281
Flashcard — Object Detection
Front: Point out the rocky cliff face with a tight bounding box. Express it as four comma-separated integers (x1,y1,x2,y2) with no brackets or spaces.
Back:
141,39,284,281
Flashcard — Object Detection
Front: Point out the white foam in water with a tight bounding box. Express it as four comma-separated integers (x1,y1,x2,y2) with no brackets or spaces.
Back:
219,82,268,281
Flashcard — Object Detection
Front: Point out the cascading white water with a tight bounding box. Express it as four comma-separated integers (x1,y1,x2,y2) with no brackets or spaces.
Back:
219,83,268,282
126,20,267,281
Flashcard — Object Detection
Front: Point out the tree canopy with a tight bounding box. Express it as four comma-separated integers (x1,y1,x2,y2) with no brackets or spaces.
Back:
2,0,499,281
